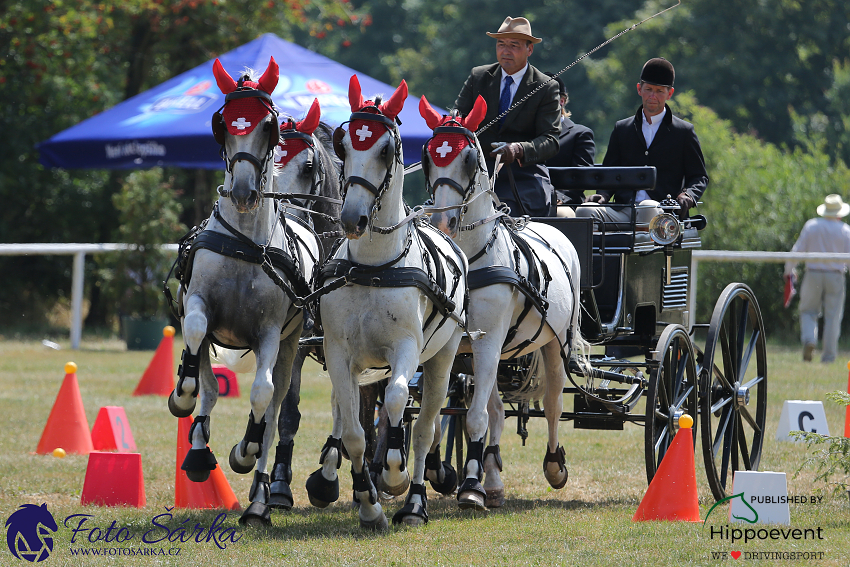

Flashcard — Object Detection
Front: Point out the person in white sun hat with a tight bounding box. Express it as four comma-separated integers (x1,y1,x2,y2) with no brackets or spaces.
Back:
784,194,850,363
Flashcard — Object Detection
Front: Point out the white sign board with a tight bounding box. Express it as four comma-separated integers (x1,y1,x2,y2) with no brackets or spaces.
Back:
775,400,829,441
729,470,791,525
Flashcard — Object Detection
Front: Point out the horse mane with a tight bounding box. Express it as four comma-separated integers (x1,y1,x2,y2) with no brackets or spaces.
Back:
311,121,343,253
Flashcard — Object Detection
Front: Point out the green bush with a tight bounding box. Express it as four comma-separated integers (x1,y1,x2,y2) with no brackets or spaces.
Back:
672,93,850,339
97,169,186,323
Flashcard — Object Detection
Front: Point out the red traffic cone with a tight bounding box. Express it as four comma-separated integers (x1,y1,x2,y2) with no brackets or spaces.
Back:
81,452,146,507
175,417,240,510
633,415,701,522
36,362,94,455
133,326,176,396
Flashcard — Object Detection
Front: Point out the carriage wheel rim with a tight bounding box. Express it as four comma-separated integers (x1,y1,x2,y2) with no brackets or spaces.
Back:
699,283,767,502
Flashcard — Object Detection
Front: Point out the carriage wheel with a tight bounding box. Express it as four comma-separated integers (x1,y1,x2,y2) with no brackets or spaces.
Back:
699,283,767,502
644,324,698,485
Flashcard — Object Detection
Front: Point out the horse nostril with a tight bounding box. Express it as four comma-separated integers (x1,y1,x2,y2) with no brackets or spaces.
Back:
448,217,457,231
356,216,368,233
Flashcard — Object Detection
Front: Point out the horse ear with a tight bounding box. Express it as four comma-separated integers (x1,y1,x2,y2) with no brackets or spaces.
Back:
213,59,237,94
257,56,279,94
348,75,364,112
380,80,408,120
297,99,321,135
462,95,487,131
419,95,443,130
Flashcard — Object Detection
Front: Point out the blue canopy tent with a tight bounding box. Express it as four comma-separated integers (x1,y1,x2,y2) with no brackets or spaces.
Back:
38,33,442,169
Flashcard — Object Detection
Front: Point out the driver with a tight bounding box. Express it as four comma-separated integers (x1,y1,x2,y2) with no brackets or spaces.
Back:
453,16,560,218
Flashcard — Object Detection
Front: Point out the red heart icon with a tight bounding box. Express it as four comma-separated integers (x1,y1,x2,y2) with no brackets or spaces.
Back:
731,551,742,559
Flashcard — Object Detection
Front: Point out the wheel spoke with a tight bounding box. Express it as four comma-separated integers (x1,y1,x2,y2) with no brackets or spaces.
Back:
735,298,750,379
730,410,739,472
739,326,760,380
737,414,752,470
710,389,734,414
716,325,736,391
739,405,760,434
673,384,695,412
741,374,765,390
674,344,689,404
712,404,733,458
654,424,669,458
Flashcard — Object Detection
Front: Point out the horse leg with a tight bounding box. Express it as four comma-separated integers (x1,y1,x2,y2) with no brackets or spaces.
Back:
378,342,420,498
392,333,459,526
268,346,305,510
182,336,220,483
328,352,386,530
540,340,569,489
423,409,457,496
239,334,298,527
304,396,343,509
483,381,506,507
169,296,209,418
457,333,504,511
229,333,286,475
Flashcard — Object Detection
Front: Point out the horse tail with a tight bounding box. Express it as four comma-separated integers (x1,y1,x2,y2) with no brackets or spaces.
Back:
567,251,593,379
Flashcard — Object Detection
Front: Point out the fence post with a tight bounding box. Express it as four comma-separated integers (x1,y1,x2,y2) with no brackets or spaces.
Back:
71,251,85,350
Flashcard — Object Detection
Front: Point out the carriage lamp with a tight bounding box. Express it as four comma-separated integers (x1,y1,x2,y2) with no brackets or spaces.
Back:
648,212,682,246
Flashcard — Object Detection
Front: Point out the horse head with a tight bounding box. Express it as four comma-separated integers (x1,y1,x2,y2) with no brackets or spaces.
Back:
419,95,487,238
275,98,323,206
212,56,280,213
335,74,407,239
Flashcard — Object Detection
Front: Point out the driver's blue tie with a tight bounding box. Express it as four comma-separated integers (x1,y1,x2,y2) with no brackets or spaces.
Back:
498,76,513,124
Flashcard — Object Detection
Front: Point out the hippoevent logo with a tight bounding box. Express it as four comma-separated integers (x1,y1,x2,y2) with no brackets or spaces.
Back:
5,504,58,562
704,491,826,561
5,504,242,561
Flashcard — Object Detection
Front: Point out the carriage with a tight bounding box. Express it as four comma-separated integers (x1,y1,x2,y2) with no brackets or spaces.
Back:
399,164,767,504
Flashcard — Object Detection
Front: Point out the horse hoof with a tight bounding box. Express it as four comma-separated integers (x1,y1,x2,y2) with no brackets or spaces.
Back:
457,490,486,511
543,445,568,489
378,470,410,497
268,482,294,510
239,501,272,527
229,444,257,474
305,468,339,508
427,462,458,496
485,488,506,508
360,513,389,531
168,390,195,418
185,469,211,483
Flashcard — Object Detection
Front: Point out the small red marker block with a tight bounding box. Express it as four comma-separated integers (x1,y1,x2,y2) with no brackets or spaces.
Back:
91,406,136,452
211,364,240,398
81,452,146,507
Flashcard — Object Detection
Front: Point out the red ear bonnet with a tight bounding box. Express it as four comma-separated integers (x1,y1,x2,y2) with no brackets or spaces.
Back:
419,96,443,130
216,57,277,137
348,76,407,152
463,96,487,131
275,99,320,168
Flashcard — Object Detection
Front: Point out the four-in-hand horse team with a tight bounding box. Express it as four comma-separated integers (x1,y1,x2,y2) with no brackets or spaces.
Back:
164,17,711,529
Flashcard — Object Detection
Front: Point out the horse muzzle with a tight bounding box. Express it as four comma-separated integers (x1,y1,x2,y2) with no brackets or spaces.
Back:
230,180,260,213
341,208,368,239
429,211,458,239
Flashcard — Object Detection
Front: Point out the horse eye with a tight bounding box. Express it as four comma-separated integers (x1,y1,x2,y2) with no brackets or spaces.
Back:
381,146,388,157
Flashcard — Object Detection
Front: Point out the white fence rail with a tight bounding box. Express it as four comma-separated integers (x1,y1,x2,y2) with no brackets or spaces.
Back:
0,243,177,349
1,244,848,349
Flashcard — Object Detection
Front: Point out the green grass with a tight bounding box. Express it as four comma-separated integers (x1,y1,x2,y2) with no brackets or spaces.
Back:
0,338,848,566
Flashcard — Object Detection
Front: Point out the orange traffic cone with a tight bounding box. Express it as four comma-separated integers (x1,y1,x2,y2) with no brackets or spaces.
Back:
133,326,176,396
80,452,146,507
633,415,701,522
91,406,137,452
36,362,94,455
175,417,240,510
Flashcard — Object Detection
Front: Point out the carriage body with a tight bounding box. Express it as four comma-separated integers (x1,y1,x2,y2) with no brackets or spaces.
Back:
441,166,767,503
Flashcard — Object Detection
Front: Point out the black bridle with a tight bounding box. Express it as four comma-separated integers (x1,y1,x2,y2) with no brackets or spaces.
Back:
333,107,403,233
211,77,280,197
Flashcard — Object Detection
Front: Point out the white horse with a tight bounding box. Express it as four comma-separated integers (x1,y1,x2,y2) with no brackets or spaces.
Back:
168,57,321,527
309,76,467,529
420,95,589,510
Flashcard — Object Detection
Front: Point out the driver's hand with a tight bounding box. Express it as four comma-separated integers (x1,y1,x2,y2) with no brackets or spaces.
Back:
489,142,523,165
585,194,607,204
676,192,696,211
